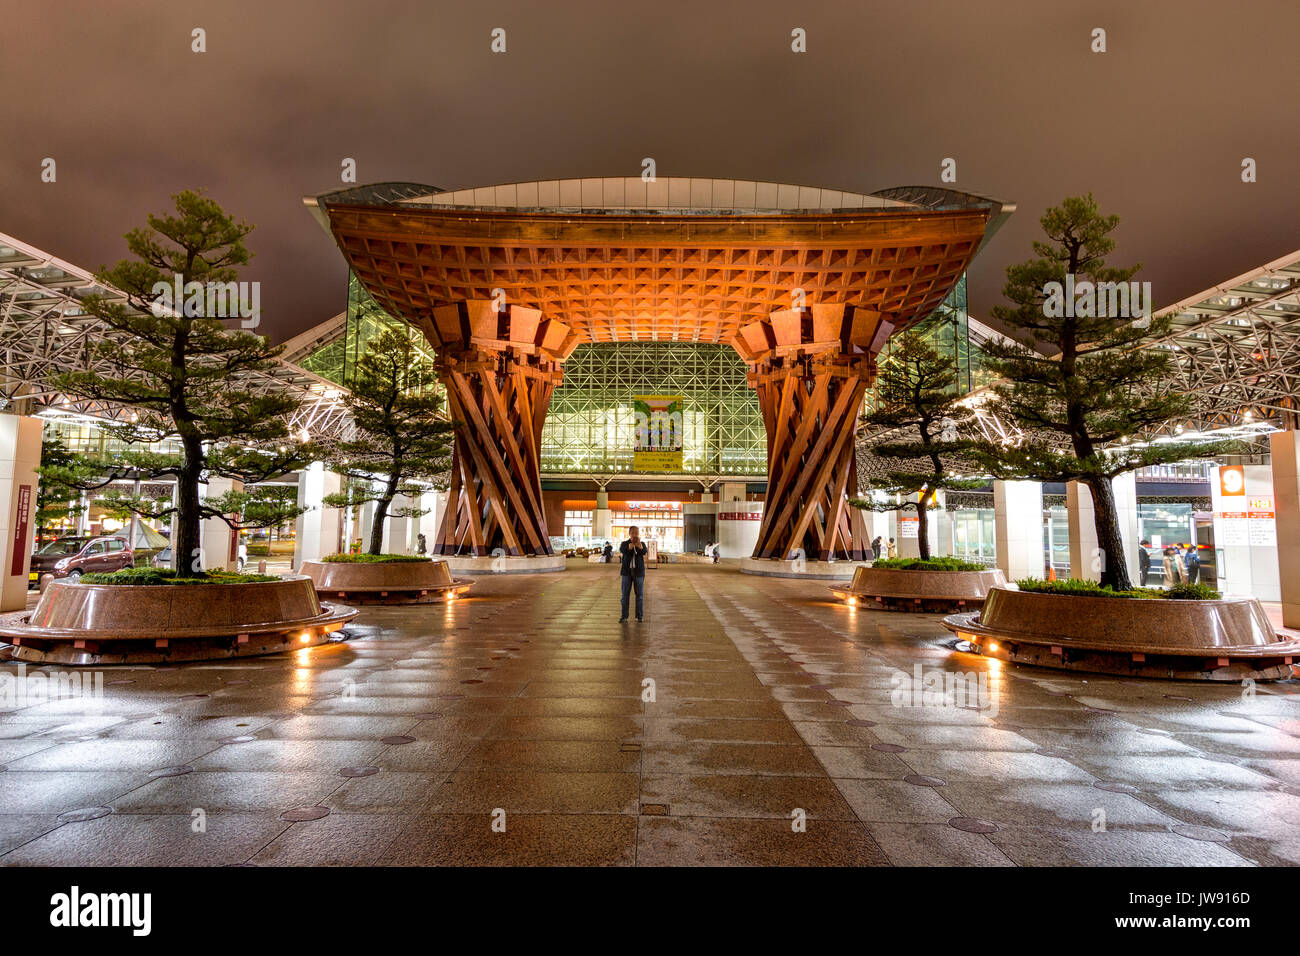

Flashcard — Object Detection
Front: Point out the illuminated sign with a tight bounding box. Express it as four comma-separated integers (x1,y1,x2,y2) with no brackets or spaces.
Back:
1218,465,1245,497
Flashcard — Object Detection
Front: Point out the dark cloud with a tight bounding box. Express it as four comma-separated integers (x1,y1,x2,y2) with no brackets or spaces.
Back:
3,0,1297,341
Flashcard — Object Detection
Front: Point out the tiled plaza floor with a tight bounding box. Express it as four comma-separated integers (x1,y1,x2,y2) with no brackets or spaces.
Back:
2,562,1298,866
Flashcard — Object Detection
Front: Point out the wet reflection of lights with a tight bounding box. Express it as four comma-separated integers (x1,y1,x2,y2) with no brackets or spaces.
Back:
292,664,312,694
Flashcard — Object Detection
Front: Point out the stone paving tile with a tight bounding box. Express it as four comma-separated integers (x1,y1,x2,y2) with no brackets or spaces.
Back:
322,771,452,814
5,812,290,866
937,781,1181,829
810,745,912,780
249,813,414,866
636,816,889,866
111,771,342,813
0,814,62,855
378,813,638,866
640,772,859,819
640,741,826,776
419,770,640,815
865,822,1016,866
4,738,223,772
833,779,962,823
191,739,386,772
0,770,148,815
487,715,643,741
3,563,1298,866
460,738,640,773
986,826,1254,867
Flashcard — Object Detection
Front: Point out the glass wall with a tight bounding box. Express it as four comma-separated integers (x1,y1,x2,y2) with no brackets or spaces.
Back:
542,342,765,475
950,507,996,565
302,274,440,392
865,274,987,408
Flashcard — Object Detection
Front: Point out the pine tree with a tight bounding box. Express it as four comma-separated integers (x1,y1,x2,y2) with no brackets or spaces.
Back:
323,329,454,555
35,439,101,534
968,194,1224,589
52,190,313,574
851,332,984,560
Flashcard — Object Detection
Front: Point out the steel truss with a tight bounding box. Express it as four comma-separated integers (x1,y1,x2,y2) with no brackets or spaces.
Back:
0,231,353,444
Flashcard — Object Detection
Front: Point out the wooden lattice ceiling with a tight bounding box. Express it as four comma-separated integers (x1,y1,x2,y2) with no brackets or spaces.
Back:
320,203,991,345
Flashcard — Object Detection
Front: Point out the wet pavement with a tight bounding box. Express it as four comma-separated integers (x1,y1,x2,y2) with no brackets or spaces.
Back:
1,562,1298,866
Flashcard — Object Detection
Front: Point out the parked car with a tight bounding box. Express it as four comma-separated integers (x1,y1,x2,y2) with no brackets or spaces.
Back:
151,546,173,569
30,535,134,589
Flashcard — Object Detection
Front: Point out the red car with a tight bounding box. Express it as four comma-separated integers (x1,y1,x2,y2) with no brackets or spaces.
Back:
29,535,135,589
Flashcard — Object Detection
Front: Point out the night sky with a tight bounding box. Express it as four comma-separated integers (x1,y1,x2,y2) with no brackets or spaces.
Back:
4,0,1298,343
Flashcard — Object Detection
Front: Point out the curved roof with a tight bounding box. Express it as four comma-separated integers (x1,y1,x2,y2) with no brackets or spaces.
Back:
306,180,1012,347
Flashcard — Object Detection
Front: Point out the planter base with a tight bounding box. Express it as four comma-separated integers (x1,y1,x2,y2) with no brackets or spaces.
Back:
0,576,357,666
440,554,567,575
944,587,1300,681
740,557,869,580
830,566,1008,612
302,559,472,605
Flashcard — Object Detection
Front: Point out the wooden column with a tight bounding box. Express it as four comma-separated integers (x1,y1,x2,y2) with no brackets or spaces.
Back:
732,304,893,563
423,301,578,557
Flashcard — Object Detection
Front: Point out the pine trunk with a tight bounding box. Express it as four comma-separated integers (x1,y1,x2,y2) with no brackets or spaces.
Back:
175,438,204,574
1087,477,1131,590
368,477,400,555
916,497,930,561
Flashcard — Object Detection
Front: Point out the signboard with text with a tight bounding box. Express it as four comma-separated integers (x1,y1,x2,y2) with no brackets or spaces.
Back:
9,484,31,576
633,395,684,471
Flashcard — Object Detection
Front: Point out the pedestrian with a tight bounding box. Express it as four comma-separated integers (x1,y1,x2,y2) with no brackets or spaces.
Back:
711,542,720,563
603,541,613,563
1138,539,1151,586
1185,545,1200,585
618,526,648,623
1162,546,1184,586
887,537,898,559
871,536,883,561
417,533,427,555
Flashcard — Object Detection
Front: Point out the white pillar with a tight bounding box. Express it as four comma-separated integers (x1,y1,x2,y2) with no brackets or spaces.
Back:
1066,481,1099,582
199,476,242,572
382,492,415,555
593,489,611,542
994,479,1043,581
293,462,343,569
1269,432,1300,625
358,498,377,553
0,416,43,611
1068,476,1140,584
1211,462,1280,602
1113,471,1140,586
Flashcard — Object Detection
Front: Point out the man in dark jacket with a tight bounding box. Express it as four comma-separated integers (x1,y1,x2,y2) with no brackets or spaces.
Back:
1138,539,1151,586
1185,545,1200,585
619,526,648,622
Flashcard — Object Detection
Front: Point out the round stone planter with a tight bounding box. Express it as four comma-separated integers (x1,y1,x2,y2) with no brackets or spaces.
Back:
0,576,357,666
302,559,472,604
944,586,1300,681
830,566,1009,612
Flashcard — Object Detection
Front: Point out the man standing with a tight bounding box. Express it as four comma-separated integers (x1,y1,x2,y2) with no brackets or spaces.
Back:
1185,544,1200,585
1138,539,1151,586
619,525,648,623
